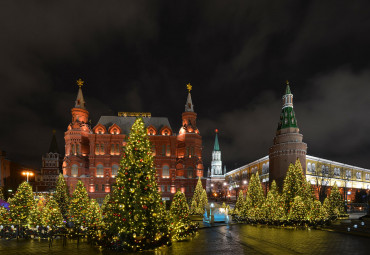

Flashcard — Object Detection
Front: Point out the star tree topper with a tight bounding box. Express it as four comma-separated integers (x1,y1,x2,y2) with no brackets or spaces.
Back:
186,83,192,92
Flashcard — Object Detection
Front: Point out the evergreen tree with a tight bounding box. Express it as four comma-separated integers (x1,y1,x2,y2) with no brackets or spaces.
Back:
328,183,342,216
54,174,70,218
8,182,34,224
190,177,205,215
69,180,89,229
189,200,197,215
200,189,208,213
105,118,169,251
43,197,64,228
245,172,264,220
101,194,110,214
262,181,285,222
308,200,324,223
170,191,195,240
321,198,330,220
234,190,244,215
282,159,307,213
27,198,46,227
0,206,9,225
86,199,103,238
288,196,307,222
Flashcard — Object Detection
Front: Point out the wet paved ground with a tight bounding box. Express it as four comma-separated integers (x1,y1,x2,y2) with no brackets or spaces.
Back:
0,224,369,255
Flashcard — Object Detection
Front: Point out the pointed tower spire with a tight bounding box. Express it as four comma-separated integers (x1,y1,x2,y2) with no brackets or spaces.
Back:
48,129,60,153
185,83,194,112
214,129,220,151
75,78,86,109
277,81,298,130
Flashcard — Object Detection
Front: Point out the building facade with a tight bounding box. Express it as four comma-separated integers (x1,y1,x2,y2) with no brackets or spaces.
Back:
35,131,63,192
63,81,205,203
224,82,370,201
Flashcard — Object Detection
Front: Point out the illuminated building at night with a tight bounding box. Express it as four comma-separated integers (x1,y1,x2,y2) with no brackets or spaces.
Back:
63,80,205,203
224,82,370,201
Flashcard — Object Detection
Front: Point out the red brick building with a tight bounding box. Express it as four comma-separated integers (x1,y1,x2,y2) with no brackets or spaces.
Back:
63,81,205,203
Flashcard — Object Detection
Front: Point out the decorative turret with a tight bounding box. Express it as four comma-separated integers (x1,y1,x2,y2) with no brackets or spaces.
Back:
211,129,223,176
213,129,220,151
269,81,307,189
71,79,89,124
180,83,198,134
277,81,298,130
75,78,86,109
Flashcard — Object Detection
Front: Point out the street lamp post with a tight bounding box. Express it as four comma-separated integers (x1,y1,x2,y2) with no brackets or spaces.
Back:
22,171,34,182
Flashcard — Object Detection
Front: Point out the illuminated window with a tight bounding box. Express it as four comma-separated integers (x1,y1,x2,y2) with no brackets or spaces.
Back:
115,144,120,154
366,174,370,180
95,144,99,155
152,145,156,156
356,172,361,179
95,184,99,192
100,144,105,155
346,170,351,178
71,164,78,177
162,165,170,178
112,164,119,177
97,164,104,178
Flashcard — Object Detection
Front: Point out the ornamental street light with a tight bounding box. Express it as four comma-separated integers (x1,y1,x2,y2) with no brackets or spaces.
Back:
22,171,34,182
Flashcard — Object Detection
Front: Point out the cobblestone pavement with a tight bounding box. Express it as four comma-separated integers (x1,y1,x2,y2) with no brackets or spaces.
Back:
0,225,369,255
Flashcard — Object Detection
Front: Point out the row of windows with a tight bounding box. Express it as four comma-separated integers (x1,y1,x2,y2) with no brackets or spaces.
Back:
71,164,119,177
307,162,370,180
71,144,81,155
159,185,194,193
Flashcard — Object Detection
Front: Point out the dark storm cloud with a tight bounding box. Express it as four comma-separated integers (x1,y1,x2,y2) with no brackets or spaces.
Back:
1,1,370,171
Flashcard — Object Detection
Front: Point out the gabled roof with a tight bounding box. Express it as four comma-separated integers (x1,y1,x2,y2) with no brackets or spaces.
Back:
96,116,172,135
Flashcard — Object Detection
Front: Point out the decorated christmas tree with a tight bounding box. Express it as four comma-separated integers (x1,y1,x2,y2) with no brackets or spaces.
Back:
8,182,34,224
282,159,309,213
105,117,169,251
307,200,324,223
288,196,307,222
69,180,89,229
200,189,208,212
101,194,110,214
262,181,285,222
54,173,70,218
86,199,103,238
190,177,205,215
27,197,46,227
245,172,264,220
0,206,9,225
234,190,244,215
169,191,196,240
43,197,64,228
328,182,342,216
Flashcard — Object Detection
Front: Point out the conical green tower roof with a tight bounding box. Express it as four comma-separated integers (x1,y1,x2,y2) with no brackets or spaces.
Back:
213,129,220,151
277,83,298,131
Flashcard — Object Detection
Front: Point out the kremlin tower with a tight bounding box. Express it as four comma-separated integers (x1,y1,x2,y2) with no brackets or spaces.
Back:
268,82,307,189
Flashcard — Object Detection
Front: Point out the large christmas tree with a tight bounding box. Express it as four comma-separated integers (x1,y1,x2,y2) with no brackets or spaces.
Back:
69,180,89,229
43,197,64,228
27,197,46,227
190,177,205,215
54,174,70,218
8,182,34,224
262,181,285,222
86,199,103,239
328,182,343,216
105,117,169,251
169,191,196,241
245,172,264,220
234,190,244,216
288,196,307,222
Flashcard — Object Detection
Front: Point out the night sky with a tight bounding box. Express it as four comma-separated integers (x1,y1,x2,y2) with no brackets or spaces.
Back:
1,1,370,172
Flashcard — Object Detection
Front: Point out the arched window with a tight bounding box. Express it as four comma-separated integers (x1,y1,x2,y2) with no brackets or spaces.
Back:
112,164,119,177
187,167,193,178
71,164,78,177
307,163,312,173
166,145,171,157
115,144,120,154
97,164,104,178
100,144,105,155
162,165,170,178
356,172,361,179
